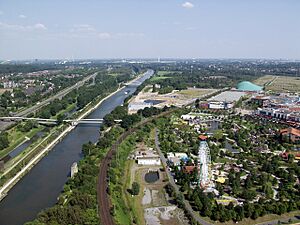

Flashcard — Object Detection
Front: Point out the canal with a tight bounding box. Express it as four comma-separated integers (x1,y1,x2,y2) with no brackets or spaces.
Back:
0,70,153,225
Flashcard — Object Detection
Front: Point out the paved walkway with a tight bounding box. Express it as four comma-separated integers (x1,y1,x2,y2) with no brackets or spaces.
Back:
154,128,212,225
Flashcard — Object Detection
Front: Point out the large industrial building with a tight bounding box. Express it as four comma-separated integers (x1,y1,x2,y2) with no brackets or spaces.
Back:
207,91,246,109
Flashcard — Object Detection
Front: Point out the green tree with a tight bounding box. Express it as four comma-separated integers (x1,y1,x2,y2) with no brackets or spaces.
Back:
131,182,140,195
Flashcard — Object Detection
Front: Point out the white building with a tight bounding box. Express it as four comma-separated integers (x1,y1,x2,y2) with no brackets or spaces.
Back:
174,152,188,159
70,162,78,178
208,101,234,109
137,157,161,166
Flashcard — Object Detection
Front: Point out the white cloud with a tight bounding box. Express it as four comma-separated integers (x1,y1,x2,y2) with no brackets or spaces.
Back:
182,2,194,9
116,32,145,38
97,32,111,39
70,24,96,33
19,14,27,19
0,22,47,31
186,26,198,31
33,23,47,30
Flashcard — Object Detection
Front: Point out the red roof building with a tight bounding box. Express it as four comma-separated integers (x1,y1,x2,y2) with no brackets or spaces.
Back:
280,127,300,143
199,135,207,141
183,165,196,174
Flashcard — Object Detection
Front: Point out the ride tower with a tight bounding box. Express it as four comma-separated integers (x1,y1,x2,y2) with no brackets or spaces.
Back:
197,135,212,188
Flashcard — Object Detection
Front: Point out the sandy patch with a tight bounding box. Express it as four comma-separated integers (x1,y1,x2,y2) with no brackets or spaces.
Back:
142,188,152,205
144,206,177,225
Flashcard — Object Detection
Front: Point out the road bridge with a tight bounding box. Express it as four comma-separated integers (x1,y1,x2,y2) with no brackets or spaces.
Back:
0,117,122,125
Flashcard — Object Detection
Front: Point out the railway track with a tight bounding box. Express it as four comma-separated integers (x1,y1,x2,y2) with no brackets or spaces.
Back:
97,109,175,225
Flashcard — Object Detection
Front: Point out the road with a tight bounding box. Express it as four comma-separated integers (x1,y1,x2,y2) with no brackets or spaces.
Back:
0,70,152,199
97,109,174,225
154,128,212,225
0,83,127,200
15,72,97,117
0,72,97,131
257,215,300,225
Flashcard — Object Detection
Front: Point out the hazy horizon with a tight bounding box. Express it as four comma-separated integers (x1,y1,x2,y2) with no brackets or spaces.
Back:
1,0,299,60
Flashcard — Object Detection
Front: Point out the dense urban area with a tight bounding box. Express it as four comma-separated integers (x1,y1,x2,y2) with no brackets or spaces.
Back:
0,59,300,225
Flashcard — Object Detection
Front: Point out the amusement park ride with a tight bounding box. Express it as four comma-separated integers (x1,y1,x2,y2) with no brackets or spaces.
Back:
197,135,213,188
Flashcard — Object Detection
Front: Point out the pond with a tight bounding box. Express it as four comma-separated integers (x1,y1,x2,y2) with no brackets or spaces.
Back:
144,99,165,105
145,171,159,183
9,131,45,159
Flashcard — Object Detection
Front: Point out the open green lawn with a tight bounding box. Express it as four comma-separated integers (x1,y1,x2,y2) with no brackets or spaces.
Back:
0,102,76,159
157,71,174,76
254,75,300,92
254,75,276,86
177,88,216,98
210,210,300,225
110,137,136,225
149,70,176,82
124,161,146,225
150,76,171,82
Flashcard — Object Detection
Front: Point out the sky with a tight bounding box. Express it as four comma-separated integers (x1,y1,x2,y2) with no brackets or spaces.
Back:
0,0,299,60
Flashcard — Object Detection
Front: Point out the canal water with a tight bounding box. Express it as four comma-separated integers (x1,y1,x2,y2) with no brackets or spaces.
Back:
0,70,153,225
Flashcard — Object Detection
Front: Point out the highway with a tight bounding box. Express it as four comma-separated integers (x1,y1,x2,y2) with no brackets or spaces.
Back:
15,72,97,117
0,72,97,131
0,82,126,200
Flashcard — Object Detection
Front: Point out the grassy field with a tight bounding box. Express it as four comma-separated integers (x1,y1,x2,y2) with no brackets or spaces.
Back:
150,70,175,82
156,71,177,76
207,210,300,225
253,75,276,86
177,88,217,98
254,75,300,92
128,163,146,225
110,136,136,225
0,126,43,159
150,76,171,82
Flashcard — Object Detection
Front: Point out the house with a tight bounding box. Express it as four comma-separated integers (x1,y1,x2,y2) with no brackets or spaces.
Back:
183,165,196,174
280,127,300,143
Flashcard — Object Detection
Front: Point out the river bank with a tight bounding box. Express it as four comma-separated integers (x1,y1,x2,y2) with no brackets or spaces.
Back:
0,71,149,201
0,69,154,225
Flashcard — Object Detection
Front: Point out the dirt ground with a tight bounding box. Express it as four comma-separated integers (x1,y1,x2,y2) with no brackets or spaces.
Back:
128,86,218,114
131,160,189,225
0,88,13,95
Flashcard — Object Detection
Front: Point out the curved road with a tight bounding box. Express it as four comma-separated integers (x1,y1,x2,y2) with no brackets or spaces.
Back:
154,128,212,225
97,110,174,225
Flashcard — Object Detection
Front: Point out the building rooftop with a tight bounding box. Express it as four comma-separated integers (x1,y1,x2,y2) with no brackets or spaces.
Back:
237,81,262,92
208,91,246,102
280,127,300,137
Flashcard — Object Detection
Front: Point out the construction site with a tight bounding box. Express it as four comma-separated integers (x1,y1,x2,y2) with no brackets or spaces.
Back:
128,85,218,114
